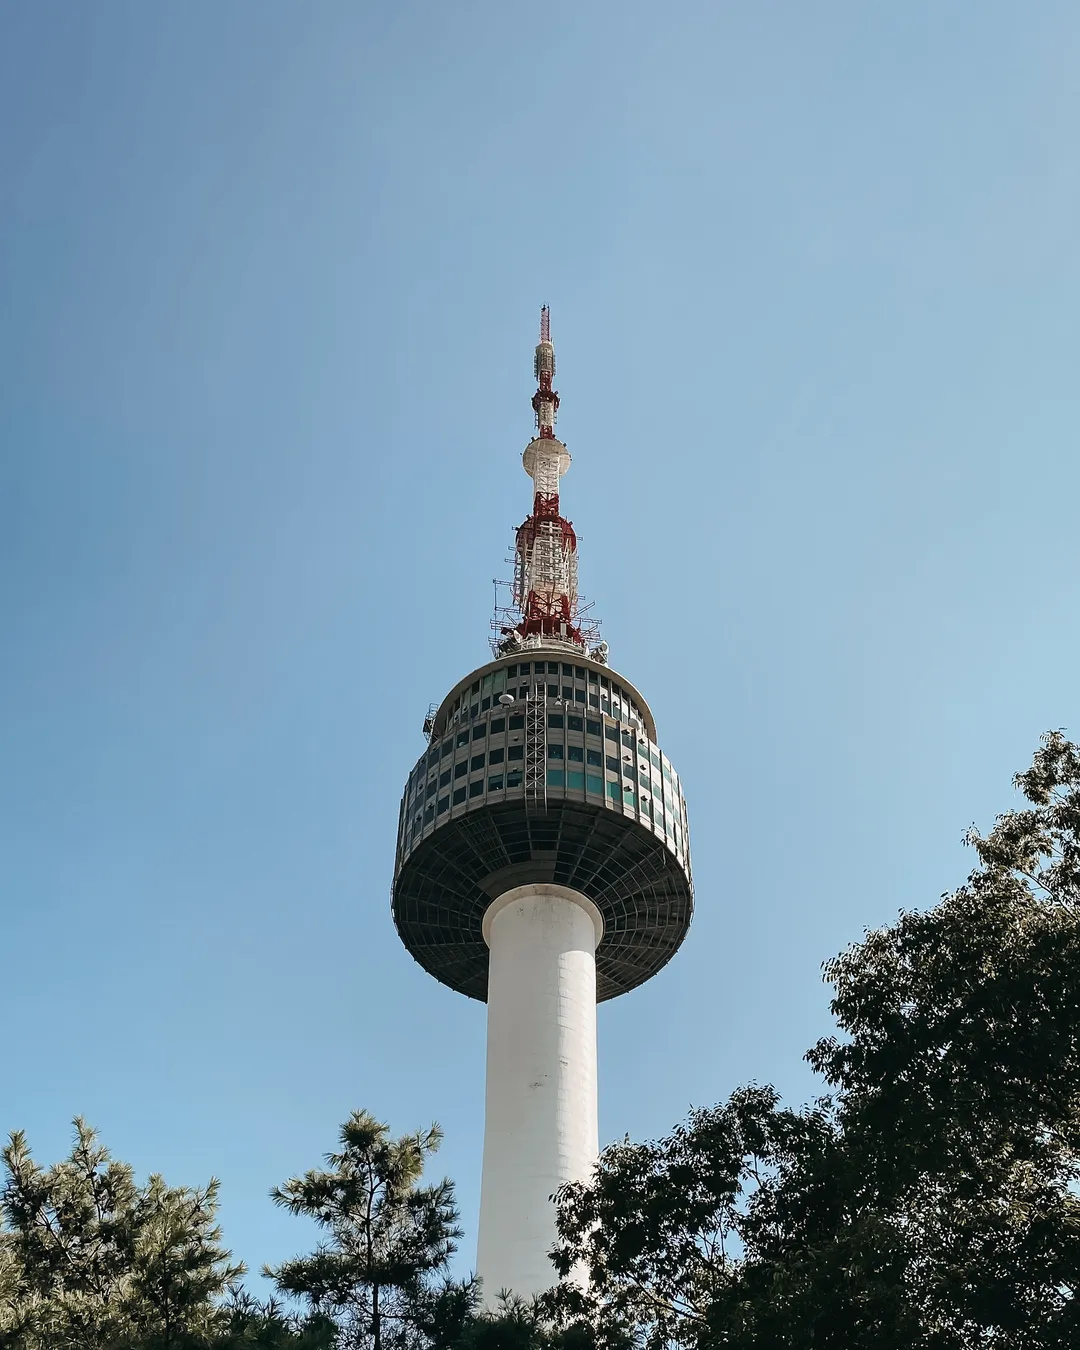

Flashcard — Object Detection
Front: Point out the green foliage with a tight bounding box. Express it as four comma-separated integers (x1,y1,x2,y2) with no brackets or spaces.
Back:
264,1111,465,1350
213,1291,335,1349
546,733,1080,1348
0,1119,244,1349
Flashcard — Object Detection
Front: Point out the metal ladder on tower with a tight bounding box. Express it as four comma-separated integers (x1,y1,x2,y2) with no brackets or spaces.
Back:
524,682,547,811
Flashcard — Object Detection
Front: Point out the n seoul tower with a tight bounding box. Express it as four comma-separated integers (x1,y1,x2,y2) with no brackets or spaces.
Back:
392,310,693,1302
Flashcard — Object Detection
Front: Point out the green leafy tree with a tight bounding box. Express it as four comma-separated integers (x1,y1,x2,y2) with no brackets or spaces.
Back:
213,1291,335,1349
265,1112,464,1350
0,1119,244,1349
547,732,1080,1348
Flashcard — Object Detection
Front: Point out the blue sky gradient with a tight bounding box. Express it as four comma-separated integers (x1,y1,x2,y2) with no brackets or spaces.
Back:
3,0,1080,1288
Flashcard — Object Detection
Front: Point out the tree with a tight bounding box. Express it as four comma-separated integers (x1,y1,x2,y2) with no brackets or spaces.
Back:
547,732,1080,1348
0,1118,244,1349
265,1111,464,1350
213,1291,335,1349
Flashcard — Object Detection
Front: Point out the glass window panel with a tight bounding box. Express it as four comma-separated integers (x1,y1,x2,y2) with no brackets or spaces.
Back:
482,674,494,693
441,740,453,758
506,769,523,787
547,769,565,787
605,725,619,741
586,774,603,794
452,787,466,805
567,714,583,731
508,745,524,761
548,662,561,674
562,686,573,701
548,713,564,729
588,694,600,709
470,703,479,718
473,724,487,739
548,745,564,760
568,745,584,762
574,689,586,703
575,667,586,678
488,747,505,765
586,718,601,736
606,781,620,799
490,717,505,733
507,664,518,676
488,774,504,790
586,748,602,766
437,796,449,815
509,714,525,730
424,806,435,823
471,753,485,771
469,781,484,798
457,731,469,747
481,696,491,712
439,769,451,788
547,683,559,697
454,762,467,779
567,770,585,790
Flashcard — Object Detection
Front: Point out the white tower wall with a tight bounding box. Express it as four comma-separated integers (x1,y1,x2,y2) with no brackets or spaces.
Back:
476,883,603,1306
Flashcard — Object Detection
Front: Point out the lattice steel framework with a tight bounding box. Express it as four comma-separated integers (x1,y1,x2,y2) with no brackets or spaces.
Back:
524,685,547,810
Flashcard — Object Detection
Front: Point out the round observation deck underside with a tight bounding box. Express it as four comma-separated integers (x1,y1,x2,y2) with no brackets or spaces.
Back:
392,798,693,1003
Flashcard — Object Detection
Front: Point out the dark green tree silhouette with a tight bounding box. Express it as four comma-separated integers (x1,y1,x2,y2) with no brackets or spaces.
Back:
265,1111,463,1350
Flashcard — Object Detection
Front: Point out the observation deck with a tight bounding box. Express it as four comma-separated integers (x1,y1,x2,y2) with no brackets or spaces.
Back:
391,648,693,1002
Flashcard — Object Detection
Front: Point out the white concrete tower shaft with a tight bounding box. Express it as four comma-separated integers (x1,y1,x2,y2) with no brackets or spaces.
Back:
476,884,603,1303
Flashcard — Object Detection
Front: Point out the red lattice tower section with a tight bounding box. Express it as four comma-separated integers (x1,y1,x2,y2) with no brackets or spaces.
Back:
510,308,585,645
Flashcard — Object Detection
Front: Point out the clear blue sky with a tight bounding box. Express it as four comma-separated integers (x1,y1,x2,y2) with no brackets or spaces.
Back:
3,0,1079,1291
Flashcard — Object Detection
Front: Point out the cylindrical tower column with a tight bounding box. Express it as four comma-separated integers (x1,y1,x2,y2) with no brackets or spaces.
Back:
476,883,604,1305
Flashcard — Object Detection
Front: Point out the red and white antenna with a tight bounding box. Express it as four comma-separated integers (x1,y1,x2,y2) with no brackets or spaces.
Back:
506,308,588,650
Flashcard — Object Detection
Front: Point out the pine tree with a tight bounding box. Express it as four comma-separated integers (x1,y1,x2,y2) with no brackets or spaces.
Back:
265,1111,464,1350
0,1119,243,1349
